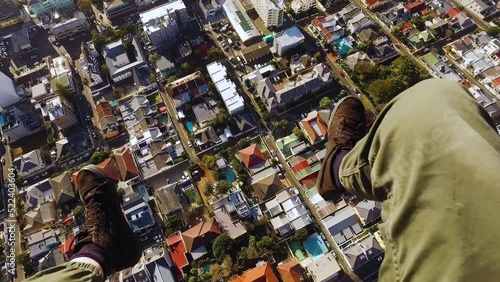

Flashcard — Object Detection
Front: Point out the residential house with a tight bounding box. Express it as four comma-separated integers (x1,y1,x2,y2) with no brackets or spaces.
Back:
154,183,182,218
182,220,222,260
345,51,371,70
363,0,388,10
155,55,176,82
41,96,77,129
143,245,177,282
347,12,373,34
290,55,313,75
357,28,380,42
369,43,399,64
449,36,474,57
427,0,453,16
199,0,222,21
229,113,258,137
166,232,190,279
114,145,140,182
421,52,461,81
239,143,268,173
300,110,327,144
230,261,279,282
123,193,156,234
405,0,426,15
256,64,332,113
428,20,450,39
321,206,363,245
23,200,57,232
0,101,43,143
289,150,321,186
102,36,150,84
38,247,66,270
25,179,53,209
97,158,120,183
192,102,219,128
306,252,341,282
456,0,497,19
26,229,61,259
212,190,250,240
96,99,119,139
50,12,90,40
241,42,272,63
354,200,381,226
310,16,344,45
166,71,208,108
194,126,220,148
448,8,475,30
273,26,305,56
277,258,303,282
78,41,110,95
265,187,313,237
48,171,76,207
206,62,245,114
13,149,46,176
250,167,285,202
482,39,500,56
276,133,305,159
291,0,315,14
343,236,384,274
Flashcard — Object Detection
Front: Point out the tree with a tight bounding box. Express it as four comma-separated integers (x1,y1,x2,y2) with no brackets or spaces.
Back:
354,61,378,80
337,89,349,100
112,87,124,100
54,83,72,101
277,119,288,128
118,23,138,38
391,56,430,87
73,205,85,216
100,64,109,76
40,150,52,164
179,62,192,74
208,82,217,95
202,154,217,170
117,187,125,197
77,0,92,12
203,181,214,196
391,27,405,41
216,180,232,195
165,214,183,236
294,228,309,242
237,138,249,149
89,151,108,164
212,233,235,261
208,109,230,130
208,47,224,61
149,73,156,84
357,40,374,52
262,111,270,122
148,53,161,64
410,15,426,30
367,78,400,104
486,26,500,37
319,96,332,109
16,251,34,276
91,30,106,54
314,52,322,61
293,126,304,140
231,159,245,174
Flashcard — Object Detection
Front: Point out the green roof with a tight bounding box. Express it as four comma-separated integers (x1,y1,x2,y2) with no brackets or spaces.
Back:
50,73,70,88
420,30,433,42
235,11,252,32
276,134,300,158
421,52,440,68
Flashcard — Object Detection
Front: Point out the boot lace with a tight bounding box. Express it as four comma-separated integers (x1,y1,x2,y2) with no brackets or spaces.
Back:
82,191,106,243
333,117,363,146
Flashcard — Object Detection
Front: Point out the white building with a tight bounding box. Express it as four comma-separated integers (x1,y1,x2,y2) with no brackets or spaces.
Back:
222,0,261,43
306,252,341,282
290,0,315,14
251,0,284,27
0,71,22,108
206,61,244,115
273,26,305,56
50,12,90,40
1,105,43,143
456,0,497,19
139,0,189,48
42,96,77,129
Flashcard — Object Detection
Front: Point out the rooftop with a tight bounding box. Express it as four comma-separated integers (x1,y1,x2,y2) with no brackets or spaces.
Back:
223,0,260,42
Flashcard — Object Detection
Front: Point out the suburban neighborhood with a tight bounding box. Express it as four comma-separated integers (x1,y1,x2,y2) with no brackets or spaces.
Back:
0,0,499,281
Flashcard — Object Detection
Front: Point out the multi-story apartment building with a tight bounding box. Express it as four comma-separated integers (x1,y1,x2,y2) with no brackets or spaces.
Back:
28,0,75,17
139,0,188,49
42,96,77,129
0,71,22,108
251,0,284,28
105,0,136,23
0,0,22,28
290,0,315,14
1,104,43,143
50,12,90,40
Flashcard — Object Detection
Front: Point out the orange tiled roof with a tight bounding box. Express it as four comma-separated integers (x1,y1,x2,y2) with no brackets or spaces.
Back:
277,258,302,282
492,77,500,87
401,22,415,32
231,262,279,282
167,233,189,278
97,158,120,182
448,7,460,17
239,144,266,169
300,112,327,143
365,0,380,6
114,146,139,181
405,0,425,13
181,220,222,252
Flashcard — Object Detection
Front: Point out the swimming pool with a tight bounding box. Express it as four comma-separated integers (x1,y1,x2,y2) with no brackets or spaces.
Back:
290,241,306,261
304,233,328,261
0,114,4,127
186,121,194,132
226,169,235,183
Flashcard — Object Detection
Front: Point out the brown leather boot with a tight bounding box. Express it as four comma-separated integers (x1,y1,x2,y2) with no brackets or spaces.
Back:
72,165,142,275
317,96,367,200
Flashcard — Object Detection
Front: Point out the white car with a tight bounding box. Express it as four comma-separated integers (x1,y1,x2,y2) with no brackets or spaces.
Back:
0,157,4,164
69,159,76,164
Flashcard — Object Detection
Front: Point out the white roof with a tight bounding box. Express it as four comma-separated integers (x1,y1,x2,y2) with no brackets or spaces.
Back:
139,0,186,23
306,252,341,282
275,26,305,48
206,62,244,114
222,0,260,43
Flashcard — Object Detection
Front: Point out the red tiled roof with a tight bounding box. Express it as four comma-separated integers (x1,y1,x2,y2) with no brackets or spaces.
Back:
277,258,302,282
421,8,430,15
365,0,380,7
312,17,326,26
231,262,279,282
239,144,266,169
96,101,113,120
114,146,139,181
300,171,318,185
448,7,460,17
292,160,309,173
97,158,120,182
401,22,415,32
405,0,425,13
167,233,189,279
61,233,75,259
492,77,500,87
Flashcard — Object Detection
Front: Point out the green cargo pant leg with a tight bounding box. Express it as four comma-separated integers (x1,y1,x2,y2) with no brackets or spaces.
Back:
339,79,500,282
24,261,103,282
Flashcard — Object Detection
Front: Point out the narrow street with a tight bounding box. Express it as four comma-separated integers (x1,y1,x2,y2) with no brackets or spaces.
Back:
449,0,492,30
262,135,361,282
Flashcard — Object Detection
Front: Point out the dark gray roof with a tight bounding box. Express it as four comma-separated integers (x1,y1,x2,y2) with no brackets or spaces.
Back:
322,206,362,244
102,37,147,80
344,236,383,270
0,3,21,22
355,200,381,225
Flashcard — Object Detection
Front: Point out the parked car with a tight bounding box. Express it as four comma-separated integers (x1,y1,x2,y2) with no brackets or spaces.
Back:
41,171,48,176
69,159,76,164
1,157,4,164
84,152,90,157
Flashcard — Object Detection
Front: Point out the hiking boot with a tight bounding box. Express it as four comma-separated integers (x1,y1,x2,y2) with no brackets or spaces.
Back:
72,165,142,275
317,96,367,200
